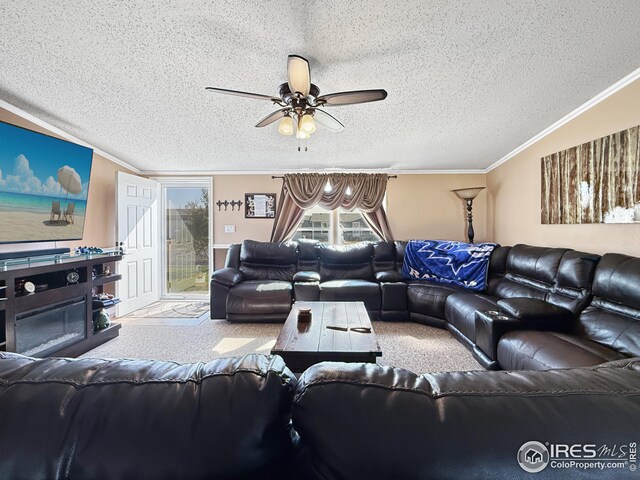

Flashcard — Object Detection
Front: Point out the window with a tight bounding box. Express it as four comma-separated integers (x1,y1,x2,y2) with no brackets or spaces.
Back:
291,204,380,244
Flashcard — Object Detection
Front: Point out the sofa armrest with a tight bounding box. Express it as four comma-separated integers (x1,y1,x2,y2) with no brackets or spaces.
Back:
293,271,321,282
375,270,404,282
211,267,243,287
497,298,573,325
475,299,575,362
475,310,525,362
294,281,320,301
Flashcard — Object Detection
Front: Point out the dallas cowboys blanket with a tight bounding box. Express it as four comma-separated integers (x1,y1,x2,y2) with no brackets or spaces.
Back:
402,240,498,291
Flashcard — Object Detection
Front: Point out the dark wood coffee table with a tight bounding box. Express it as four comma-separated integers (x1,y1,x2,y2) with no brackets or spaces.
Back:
271,301,382,373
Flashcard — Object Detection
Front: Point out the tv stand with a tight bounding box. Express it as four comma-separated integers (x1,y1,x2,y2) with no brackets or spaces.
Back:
0,247,70,261
0,253,123,357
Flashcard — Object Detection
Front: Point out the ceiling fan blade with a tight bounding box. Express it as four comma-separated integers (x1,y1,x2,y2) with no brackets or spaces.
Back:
205,87,280,102
313,109,344,132
255,109,288,128
317,89,387,106
287,55,310,97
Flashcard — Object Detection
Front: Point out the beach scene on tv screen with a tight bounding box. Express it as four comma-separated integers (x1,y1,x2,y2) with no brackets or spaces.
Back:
0,122,93,243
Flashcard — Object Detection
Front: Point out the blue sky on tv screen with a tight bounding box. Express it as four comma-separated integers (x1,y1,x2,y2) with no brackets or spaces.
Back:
0,121,93,200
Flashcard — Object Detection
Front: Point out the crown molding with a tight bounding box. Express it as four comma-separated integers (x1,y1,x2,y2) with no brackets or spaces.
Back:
141,168,487,176
0,98,141,174
484,66,640,173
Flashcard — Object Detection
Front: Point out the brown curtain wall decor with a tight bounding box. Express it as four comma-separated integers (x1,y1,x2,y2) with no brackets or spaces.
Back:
270,173,394,242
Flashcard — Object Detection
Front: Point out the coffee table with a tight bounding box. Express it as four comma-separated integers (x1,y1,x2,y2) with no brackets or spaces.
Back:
271,301,382,373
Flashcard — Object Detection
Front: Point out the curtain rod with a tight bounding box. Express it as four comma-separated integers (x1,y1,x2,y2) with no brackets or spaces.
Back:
271,175,397,179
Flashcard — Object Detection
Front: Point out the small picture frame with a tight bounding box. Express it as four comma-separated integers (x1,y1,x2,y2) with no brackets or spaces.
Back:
245,193,276,218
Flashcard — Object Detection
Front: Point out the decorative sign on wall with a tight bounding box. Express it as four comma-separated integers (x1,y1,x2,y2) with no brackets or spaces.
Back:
245,193,276,219
541,125,640,224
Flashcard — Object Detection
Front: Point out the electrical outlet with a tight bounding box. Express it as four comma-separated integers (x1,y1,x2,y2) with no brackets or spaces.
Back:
224,225,236,233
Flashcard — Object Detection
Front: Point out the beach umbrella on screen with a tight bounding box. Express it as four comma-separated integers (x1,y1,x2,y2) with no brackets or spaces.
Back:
57,165,82,198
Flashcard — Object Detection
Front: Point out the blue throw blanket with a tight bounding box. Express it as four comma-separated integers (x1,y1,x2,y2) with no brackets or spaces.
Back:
402,240,498,291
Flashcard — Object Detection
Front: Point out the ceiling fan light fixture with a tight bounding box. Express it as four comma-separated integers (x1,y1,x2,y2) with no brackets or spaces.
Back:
296,127,310,140
300,113,316,134
206,54,387,147
278,114,294,135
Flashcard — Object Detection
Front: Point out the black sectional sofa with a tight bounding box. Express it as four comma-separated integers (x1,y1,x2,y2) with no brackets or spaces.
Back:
1,352,638,479
211,239,640,371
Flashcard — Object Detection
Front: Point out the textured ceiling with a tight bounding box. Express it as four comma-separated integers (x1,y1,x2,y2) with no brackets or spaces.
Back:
1,1,640,173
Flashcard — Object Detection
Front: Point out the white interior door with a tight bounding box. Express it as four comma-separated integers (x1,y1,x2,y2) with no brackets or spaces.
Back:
116,172,159,315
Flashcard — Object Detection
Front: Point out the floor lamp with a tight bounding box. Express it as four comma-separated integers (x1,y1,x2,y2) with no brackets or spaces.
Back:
452,187,485,243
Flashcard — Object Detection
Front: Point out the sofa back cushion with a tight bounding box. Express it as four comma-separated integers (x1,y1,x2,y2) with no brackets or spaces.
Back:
225,243,241,269
0,352,296,479
372,242,396,272
394,241,407,274
297,239,320,271
292,360,640,480
485,246,510,295
576,253,640,356
239,240,298,281
547,251,600,313
494,244,569,300
318,243,374,281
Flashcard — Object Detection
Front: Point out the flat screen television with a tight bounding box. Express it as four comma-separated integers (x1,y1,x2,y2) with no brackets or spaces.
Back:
0,120,93,244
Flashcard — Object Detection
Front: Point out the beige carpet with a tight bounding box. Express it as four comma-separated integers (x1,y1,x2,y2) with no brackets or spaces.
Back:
81,317,482,374
125,300,210,319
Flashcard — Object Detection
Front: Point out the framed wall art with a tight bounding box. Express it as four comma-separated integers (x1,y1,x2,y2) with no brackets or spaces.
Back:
541,125,640,224
245,193,276,218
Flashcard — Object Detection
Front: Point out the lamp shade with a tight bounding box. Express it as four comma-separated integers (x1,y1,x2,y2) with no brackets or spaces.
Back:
296,128,310,140
278,115,294,135
452,187,485,200
300,113,316,133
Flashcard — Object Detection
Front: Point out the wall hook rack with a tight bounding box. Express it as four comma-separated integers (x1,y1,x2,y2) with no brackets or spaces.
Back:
216,199,244,212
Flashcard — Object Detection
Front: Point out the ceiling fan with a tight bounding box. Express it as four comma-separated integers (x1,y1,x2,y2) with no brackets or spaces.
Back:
206,55,387,144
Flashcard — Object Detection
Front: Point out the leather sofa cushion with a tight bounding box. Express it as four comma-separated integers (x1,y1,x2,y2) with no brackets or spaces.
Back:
394,241,407,273
577,303,640,357
297,239,320,271
373,242,396,272
225,243,242,269
0,352,296,479
575,253,640,357
318,243,374,281
227,280,293,315
556,251,600,289
493,276,549,301
591,253,640,310
241,239,298,265
319,280,381,310
485,246,510,295
292,360,640,480
496,297,572,323
210,267,243,287
497,330,626,370
407,282,465,319
293,271,321,282
491,245,568,301
240,240,298,281
506,244,569,285
375,270,404,282
444,292,500,342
